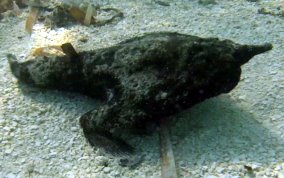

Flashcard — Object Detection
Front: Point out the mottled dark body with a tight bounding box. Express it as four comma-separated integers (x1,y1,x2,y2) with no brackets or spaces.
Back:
8,32,272,158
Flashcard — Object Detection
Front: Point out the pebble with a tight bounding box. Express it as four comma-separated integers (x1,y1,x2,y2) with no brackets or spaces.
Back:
30,125,39,130
278,172,284,178
45,140,51,145
205,175,218,178
49,152,57,158
71,127,77,132
66,172,76,178
103,167,111,174
3,126,11,131
250,163,261,171
95,156,108,166
5,148,13,155
238,95,246,101
0,119,5,126
111,171,120,176
216,167,225,173
35,141,41,147
275,165,282,171
5,173,16,178
199,0,217,5
79,36,88,43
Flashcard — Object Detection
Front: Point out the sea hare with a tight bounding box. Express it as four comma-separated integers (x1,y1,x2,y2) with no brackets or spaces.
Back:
8,32,272,159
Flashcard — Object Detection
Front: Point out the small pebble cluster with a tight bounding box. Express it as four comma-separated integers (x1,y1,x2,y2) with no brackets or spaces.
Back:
0,0,283,177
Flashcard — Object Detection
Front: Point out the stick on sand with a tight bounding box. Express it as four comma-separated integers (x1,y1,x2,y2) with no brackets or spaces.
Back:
159,119,178,178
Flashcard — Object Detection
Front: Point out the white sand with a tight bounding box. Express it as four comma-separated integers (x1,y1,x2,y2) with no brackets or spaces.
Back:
0,0,283,177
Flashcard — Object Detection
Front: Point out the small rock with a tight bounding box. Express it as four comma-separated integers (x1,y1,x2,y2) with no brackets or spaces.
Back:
95,156,108,166
238,95,246,101
161,92,168,99
0,119,6,126
103,167,111,173
111,171,120,176
220,175,231,178
35,141,41,147
66,172,76,178
270,71,277,75
49,152,57,158
216,167,225,173
30,125,39,130
5,148,13,155
79,36,88,43
154,0,170,7
5,173,16,178
202,166,209,171
278,172,284,178
199,0,217,5
3,126,11,131
251,163,261,170
63,163,72,169
244,163,261,172
275,165,282,171
205,175,217,178
45,140,51,145
25,162,35,174
71,127,77,131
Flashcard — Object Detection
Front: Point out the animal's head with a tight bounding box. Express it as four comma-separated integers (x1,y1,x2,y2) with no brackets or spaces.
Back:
183,39,272,69
180,39,272,95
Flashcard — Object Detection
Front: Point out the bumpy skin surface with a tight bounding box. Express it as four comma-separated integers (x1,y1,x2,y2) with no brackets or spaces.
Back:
8,32,272,157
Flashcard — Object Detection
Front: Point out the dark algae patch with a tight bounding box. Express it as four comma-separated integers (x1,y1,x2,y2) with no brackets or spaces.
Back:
7,32,272,166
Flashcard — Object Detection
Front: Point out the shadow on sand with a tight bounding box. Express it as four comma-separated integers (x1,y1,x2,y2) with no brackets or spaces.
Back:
171,94,284,169
16,82,284,172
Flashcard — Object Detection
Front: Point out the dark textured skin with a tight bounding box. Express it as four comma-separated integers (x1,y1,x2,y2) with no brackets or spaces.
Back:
8,32,272,160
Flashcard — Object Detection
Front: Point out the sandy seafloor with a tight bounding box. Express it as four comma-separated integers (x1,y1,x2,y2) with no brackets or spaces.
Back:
0,0,284,177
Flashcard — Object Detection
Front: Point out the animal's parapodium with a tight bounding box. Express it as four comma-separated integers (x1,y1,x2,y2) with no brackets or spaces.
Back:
7,32,272,166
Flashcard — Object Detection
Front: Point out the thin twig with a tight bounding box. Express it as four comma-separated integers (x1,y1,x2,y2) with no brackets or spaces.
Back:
159,118,178,178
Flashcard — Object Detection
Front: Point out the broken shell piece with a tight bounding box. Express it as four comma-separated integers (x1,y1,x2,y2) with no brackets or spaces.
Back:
12,1,21,15
244,163,261,172
83,4,95,26
68,7,87,24
61,43,79,60
31,3,121,28
31,43,78,59
25,7,39,34
31,45,65,57
68,6,96,25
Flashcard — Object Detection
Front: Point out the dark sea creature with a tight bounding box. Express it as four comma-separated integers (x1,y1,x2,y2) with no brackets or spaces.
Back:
7,32,272,164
